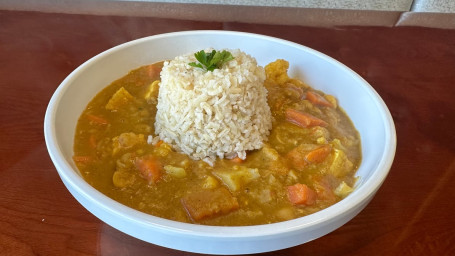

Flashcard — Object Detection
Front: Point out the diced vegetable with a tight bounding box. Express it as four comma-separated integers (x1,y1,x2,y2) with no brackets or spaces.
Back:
286,145,308,170
285,108,328,128
202,176,219,189
258,144,290,175
287,183,316,206
324,94,337,108
112,171,135,188
305,145,332,163
259,144,280,161
286,170,298,182
257,189,274,203
311,126,330,142
116,152,135,170
313,177,336,203
213,166,260,192
330,138,346,151
329,148,354,177
145,64,160,77
72,155,92,164
286,144,318,169
135,156,162,183
164,165,187,178
276,207,295,220
89,134,97,149
284,83,304,99
86,114,109,125
112,132,145,155
316,137,327,144
306,91,334,108
144,80,160,103
105,87,134,111
269,160,291,176
154,142,172,157
334,181,354,197
181,187,239,221
230,157,244,164
179,159,191,169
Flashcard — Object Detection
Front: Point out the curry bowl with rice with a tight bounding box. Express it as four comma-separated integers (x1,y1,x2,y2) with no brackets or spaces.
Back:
44,31,396,254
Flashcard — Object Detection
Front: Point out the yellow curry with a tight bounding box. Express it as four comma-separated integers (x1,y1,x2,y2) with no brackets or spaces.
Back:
73,60,361,226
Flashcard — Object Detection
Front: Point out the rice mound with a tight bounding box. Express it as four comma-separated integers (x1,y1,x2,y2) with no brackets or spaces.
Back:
154,49,272,163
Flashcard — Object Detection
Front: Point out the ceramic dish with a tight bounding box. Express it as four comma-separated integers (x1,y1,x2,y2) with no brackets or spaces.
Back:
44,30,396,254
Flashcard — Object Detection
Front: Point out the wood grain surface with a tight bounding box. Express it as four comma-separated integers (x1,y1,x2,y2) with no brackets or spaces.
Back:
1,10,454,256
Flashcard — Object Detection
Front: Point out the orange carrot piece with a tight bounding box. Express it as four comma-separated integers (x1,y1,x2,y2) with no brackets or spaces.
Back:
230,157,244,164
305,145,332,163
72,155,92,164
286,147,308,169
285,108,328,128
135,156,162,183
306,91,334,108
145,64,160,78
86,114,109,125
287,183,317,206
313,177,337,203
155,140,164,147
88,134,97,149
284,83,304,98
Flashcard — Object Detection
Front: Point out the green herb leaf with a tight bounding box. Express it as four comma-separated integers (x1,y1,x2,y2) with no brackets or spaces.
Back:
188,62,203,69
188,50,234,72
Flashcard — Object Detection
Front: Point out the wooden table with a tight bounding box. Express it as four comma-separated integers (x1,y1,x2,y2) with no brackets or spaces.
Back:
1,10,454,255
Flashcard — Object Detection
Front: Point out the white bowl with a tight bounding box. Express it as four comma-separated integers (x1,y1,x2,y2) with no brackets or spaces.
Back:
44,30,396,254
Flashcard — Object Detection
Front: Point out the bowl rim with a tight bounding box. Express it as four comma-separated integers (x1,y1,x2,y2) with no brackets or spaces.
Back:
44,30,397,239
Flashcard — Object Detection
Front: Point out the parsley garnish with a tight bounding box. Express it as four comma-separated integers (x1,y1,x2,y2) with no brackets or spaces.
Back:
188,50,234,72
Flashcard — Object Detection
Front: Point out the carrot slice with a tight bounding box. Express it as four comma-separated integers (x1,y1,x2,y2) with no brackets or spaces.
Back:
135,156,162,183
287,183,317,206
86,114,109,125
72,155,92,164
145,64,160,78
88,134,97,149
313,176,337,203
285,108,328,128
230,157,244,164
155,140,164,147
305,145,332,163
286,146,308,169
306,91,334,108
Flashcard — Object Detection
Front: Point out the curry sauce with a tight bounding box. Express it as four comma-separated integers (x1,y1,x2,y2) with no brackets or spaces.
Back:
73,59,361,226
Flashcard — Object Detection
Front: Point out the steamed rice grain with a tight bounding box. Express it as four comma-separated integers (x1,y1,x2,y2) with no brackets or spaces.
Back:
154,49,272,162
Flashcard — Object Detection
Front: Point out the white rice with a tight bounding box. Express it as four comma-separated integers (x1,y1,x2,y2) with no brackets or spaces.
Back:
154,49,272,162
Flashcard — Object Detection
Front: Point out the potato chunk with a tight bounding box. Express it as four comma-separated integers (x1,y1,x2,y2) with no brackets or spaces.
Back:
329,148,354,177
202,176,219,189
105,87,134,111
164,165,187,178
112,171,135,188
213,166,260,192
334,181,354,197
259,144,280,161
112,132,145,155
181,187,239,221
